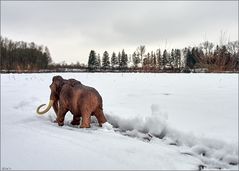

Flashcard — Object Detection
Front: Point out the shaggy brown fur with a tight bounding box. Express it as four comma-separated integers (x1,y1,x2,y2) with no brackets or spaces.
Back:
49,75,107,128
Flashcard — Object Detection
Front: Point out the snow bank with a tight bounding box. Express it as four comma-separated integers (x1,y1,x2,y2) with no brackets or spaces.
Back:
106,104,168,138
105,104,238,170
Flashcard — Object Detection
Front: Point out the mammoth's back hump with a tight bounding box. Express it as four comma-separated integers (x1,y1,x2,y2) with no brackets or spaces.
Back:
70,85,103,112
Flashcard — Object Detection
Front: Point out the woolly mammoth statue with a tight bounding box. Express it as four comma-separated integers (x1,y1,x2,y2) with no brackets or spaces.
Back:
36,76,107,128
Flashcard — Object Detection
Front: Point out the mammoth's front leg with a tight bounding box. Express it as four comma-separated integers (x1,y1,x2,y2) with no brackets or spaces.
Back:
53,101,59,115
56,105,68,126
52,101,59,123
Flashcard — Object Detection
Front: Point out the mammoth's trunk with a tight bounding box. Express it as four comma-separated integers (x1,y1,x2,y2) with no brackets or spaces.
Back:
36,100,54,115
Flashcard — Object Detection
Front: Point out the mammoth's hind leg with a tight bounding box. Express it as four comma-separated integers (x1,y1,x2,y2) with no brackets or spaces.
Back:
80,112,91,128
71,115,81,126
94,108,107,127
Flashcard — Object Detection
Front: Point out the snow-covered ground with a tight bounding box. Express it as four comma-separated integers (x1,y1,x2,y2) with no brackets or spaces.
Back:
1,73,238,170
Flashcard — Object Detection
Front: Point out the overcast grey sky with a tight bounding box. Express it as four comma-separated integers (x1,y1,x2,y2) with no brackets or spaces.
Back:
1,1,238,64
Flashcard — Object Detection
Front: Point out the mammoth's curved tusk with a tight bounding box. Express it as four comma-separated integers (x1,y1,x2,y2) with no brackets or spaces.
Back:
36,100,54,115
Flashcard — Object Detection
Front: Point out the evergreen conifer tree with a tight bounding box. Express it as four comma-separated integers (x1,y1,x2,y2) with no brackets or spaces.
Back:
102,51,110,69
88,50,97,70
120,49,128,68
118,52,121,67
156,48,161,69
170,49,175,68
185,49,196,69
162,49,168,68
175,49,181,69
111,52,118,68
95,53,101,69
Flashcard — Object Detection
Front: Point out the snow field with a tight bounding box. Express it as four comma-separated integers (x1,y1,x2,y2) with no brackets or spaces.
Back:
1,73,238,170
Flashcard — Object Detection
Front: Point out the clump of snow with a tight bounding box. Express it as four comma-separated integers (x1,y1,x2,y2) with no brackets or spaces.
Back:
222,155,238,165
102,122,114,131
191,144,211,157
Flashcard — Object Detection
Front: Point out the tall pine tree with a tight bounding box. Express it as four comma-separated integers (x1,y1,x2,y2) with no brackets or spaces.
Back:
120,49,128,69
169,49,175,68
102,51,110,69
88,50,97,70
162,49,168,69
156,48,161,69
111,52,118,68
174,49,181,69
95,53,101,68
118,52,122,67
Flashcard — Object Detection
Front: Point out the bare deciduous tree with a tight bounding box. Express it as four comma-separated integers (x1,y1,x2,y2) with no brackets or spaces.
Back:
136,45,146,62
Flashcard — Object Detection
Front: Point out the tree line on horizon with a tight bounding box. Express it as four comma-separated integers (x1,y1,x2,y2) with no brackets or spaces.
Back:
88,41,239,72
1,36,52,70
1,36,238,72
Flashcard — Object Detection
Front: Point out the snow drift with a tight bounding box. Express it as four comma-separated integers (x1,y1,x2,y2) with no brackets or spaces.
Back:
1,73,238,170
105,104,238,170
